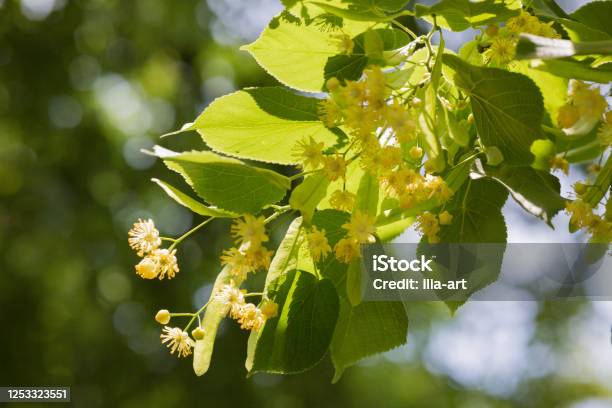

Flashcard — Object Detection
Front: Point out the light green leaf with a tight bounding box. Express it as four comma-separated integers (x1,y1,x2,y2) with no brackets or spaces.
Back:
193,265,243,376
151,178,237,218
290,173,330,222
194,87,338,164
510,60,567,123
473,161,566,225
443,54,545,165
310,1,412,22
152,146,290,214
346,259,363,306
415,0,521,31
331,298,407,382
249,270,339,374
354,172,379,217
529,58,612,84
558,18,610,42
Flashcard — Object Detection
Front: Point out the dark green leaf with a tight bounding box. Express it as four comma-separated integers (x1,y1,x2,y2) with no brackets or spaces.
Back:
415,0,521,31
331,298,408,382
443,54,545,165
249,270,339,374
152,146,290,214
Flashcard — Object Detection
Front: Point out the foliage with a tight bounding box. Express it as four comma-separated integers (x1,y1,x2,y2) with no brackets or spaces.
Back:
126,0,612,383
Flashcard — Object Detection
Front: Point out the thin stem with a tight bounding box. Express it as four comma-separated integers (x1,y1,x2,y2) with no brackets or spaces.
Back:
391,20,418,40
290,170,315,181
169,218,214,251
160,237,177,242
170,312,195,317
244,292,265,298
183,298,213,331
264,207,291,224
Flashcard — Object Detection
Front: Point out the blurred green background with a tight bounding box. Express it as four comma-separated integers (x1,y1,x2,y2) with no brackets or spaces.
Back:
1,0,612,407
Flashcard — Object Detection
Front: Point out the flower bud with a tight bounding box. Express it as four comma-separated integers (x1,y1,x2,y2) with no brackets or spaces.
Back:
438,211,453,226
191,327,205,340
155,309,171,325
260,301,279,319
467,113,475,125
574,182,587,196
409,146,423,160
326,77,341,92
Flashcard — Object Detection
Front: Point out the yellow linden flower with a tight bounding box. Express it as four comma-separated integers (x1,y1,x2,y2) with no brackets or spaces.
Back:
128,218,161,256
573,182,588,196
566,200,595,229
399,191,416,209
364,66,386,105
215,283,246,319
417,212,440,243
379,146,402,171
245,244,273,271
322,155,346,181
506,11,534,33
343,211,376,244
331,33,354,55
220,247,250,279
318,99,342,128
484,37,516,65
426,176,453,202
385,99,416,143
236,303,265,331
231,215,268,245
160,326,193,358
343,81,366,105
438,211,453,226
334,237,360,263
135,257,159,279
557,104,580,129
295,136,325,168
589,217,612,243
330,190,356,212
570,81,607,120
151,248,179,280
550,156,569,175
344,105,379,137
307,226,332,262
409,146,423,160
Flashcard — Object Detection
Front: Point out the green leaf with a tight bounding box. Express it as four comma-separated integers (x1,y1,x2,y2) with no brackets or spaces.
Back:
473,161,566,225
558,18,610,42
529,58,612,84
443,54,545,165
249,270,339,374
151,178,237,218
419,178,508,312
241,19,338,92
415,0,521,31
571,1,612,37
312,209,351,292
331,299,408,382
290,174,330,222
439,178,508,242
583,155,612,207
152,146,290,214
511,61,568,123
324,28,410,83
346,259,363,306
354,172,379,217
194,88,338,164
193,265,243,376
310,1,412,22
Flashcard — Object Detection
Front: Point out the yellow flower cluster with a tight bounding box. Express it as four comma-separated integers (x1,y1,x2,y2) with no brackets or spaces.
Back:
381,170,453,209
557,80,608,133
483,11,559,66
215,283,278,332
329,189,356,212
221,215,273,280
334,211,376,263
566,200,612,243
416,211,453,243
129,219,180,280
